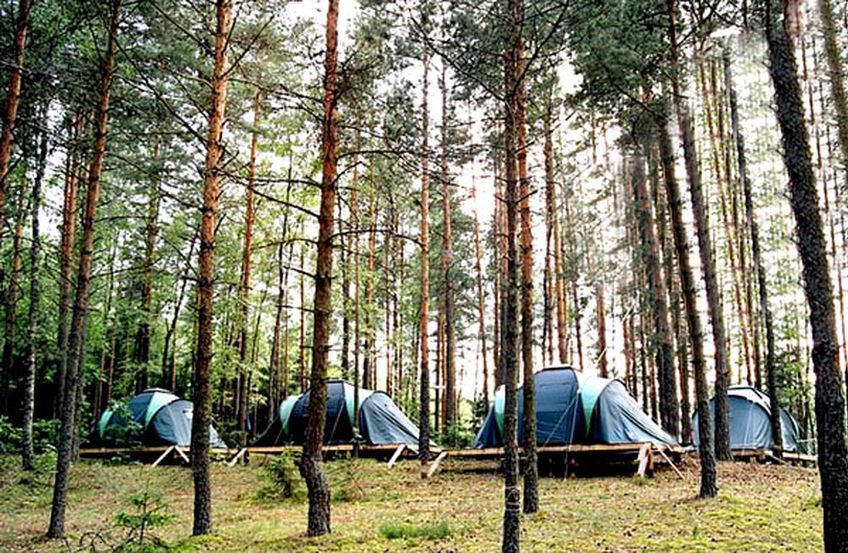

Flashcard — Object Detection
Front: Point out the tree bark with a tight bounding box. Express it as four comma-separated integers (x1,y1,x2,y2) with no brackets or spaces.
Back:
56,113,83,417
817,0,848,193
764,3,848,547
190,0,231,537
418,41,432,475
723,50,782,454
236,92,260,444
0,0,31,227
666,0,731,461
48,0,121,537
439,59,456,428
657,108,717,498
298,0,339,536
471,178,490,405
502,0,523,548
631,135,679,438
22,109,48,470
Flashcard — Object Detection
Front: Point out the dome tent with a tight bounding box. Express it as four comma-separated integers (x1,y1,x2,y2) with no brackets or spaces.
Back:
693,385,804,453
473,366,677,448
255,379,423,447
95,388,227,449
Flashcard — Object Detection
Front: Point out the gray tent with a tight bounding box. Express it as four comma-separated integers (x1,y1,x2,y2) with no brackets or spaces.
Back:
95,388,227,449
255,379,425,447
693,385,804,452
474,367,677,448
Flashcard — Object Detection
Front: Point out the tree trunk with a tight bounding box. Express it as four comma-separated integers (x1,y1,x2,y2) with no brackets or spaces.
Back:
630,136,679,438
723,50,782,454
161,231,197,390
0,0,31,226
2,192,24,415
236,92,260,444
298,0,339,536
502,0,522,549
22,110,47,471
471,178,490,405
596,282,608,377
764,3,848,547
439,59,456,429
189,0,231,537
817,0,848,193
134,138,161,392
418,42,432,475
48,0,121,537
666,0,731,461
516,41,537,515
657,107,717,499
56,113,83,417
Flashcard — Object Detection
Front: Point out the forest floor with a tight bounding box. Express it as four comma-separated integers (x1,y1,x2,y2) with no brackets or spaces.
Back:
0,452,822,552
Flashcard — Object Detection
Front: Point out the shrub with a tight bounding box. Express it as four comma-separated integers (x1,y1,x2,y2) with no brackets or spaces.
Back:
328,457,366,503
257,451,305,502
115,486,174,550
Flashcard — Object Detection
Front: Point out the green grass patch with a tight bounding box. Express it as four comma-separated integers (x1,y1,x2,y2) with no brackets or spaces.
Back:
378,520,452,540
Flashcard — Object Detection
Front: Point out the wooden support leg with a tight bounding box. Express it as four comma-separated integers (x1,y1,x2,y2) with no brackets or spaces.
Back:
387,444,406,469
228,447,248,468
427,451,449,478
636,443,651,478
174,446,190,464
151,446,175,467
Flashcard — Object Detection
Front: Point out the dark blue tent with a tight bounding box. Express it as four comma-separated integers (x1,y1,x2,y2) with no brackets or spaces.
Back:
95,388,227,448
693,385,804,453
473,367,677,448
255,379,425,447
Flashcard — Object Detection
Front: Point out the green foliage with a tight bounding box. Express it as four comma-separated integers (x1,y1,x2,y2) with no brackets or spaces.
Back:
114,485,175,551
327,457,367,503
378,520,452,540
440,419,476,449
102,404,144,448
256,451,305,503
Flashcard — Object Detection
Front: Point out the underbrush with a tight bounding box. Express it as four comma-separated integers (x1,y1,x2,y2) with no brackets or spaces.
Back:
378,520,452,540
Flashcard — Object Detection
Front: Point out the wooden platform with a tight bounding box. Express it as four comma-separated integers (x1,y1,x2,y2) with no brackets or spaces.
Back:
425,442,686,479
731,448,817,466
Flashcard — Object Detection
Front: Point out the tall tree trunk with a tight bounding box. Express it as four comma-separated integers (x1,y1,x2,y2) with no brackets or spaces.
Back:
47,0,121,537
631,135,679,438
299,246,307,392
299,0,339,536
56,113,83,417
817,0,848,192
418,42,432,475
22,110,47,471
471,178,490,405
764,3,848,547
596,282,608,377
189,0,231,537
515,40,537,515
439,59,456,428
0,0,31,227
161,231,197,390
666,0,731,461
2,192,24,415
502,0,523,549
134,138,161,392
236,92,260,444
723,50,782,454
657,108,717,498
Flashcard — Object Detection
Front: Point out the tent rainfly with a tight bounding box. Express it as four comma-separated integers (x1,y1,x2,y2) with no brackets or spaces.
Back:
95,388,227,449
692,385,804,453
255,379,425,447
473,366,678,448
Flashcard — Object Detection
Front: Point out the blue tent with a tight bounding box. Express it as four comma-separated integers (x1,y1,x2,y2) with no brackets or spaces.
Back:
473,367,676,448
95,388,227,449
693,385,804,452
255,379,425,447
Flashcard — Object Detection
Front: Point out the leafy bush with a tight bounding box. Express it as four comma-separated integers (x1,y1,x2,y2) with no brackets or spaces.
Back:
0,415,22,453
102,404,143,447
256,451,305,502
379,520,452,540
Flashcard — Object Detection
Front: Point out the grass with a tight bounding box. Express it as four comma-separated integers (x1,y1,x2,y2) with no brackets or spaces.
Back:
0,453,823,552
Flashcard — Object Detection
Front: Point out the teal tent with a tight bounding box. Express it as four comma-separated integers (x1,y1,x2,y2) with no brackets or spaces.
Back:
474,366,677,448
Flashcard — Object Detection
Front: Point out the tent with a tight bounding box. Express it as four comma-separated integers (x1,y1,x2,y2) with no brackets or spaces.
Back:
693,385,804,453
473,366,677,448
255,379,424,447
94,388,227,449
